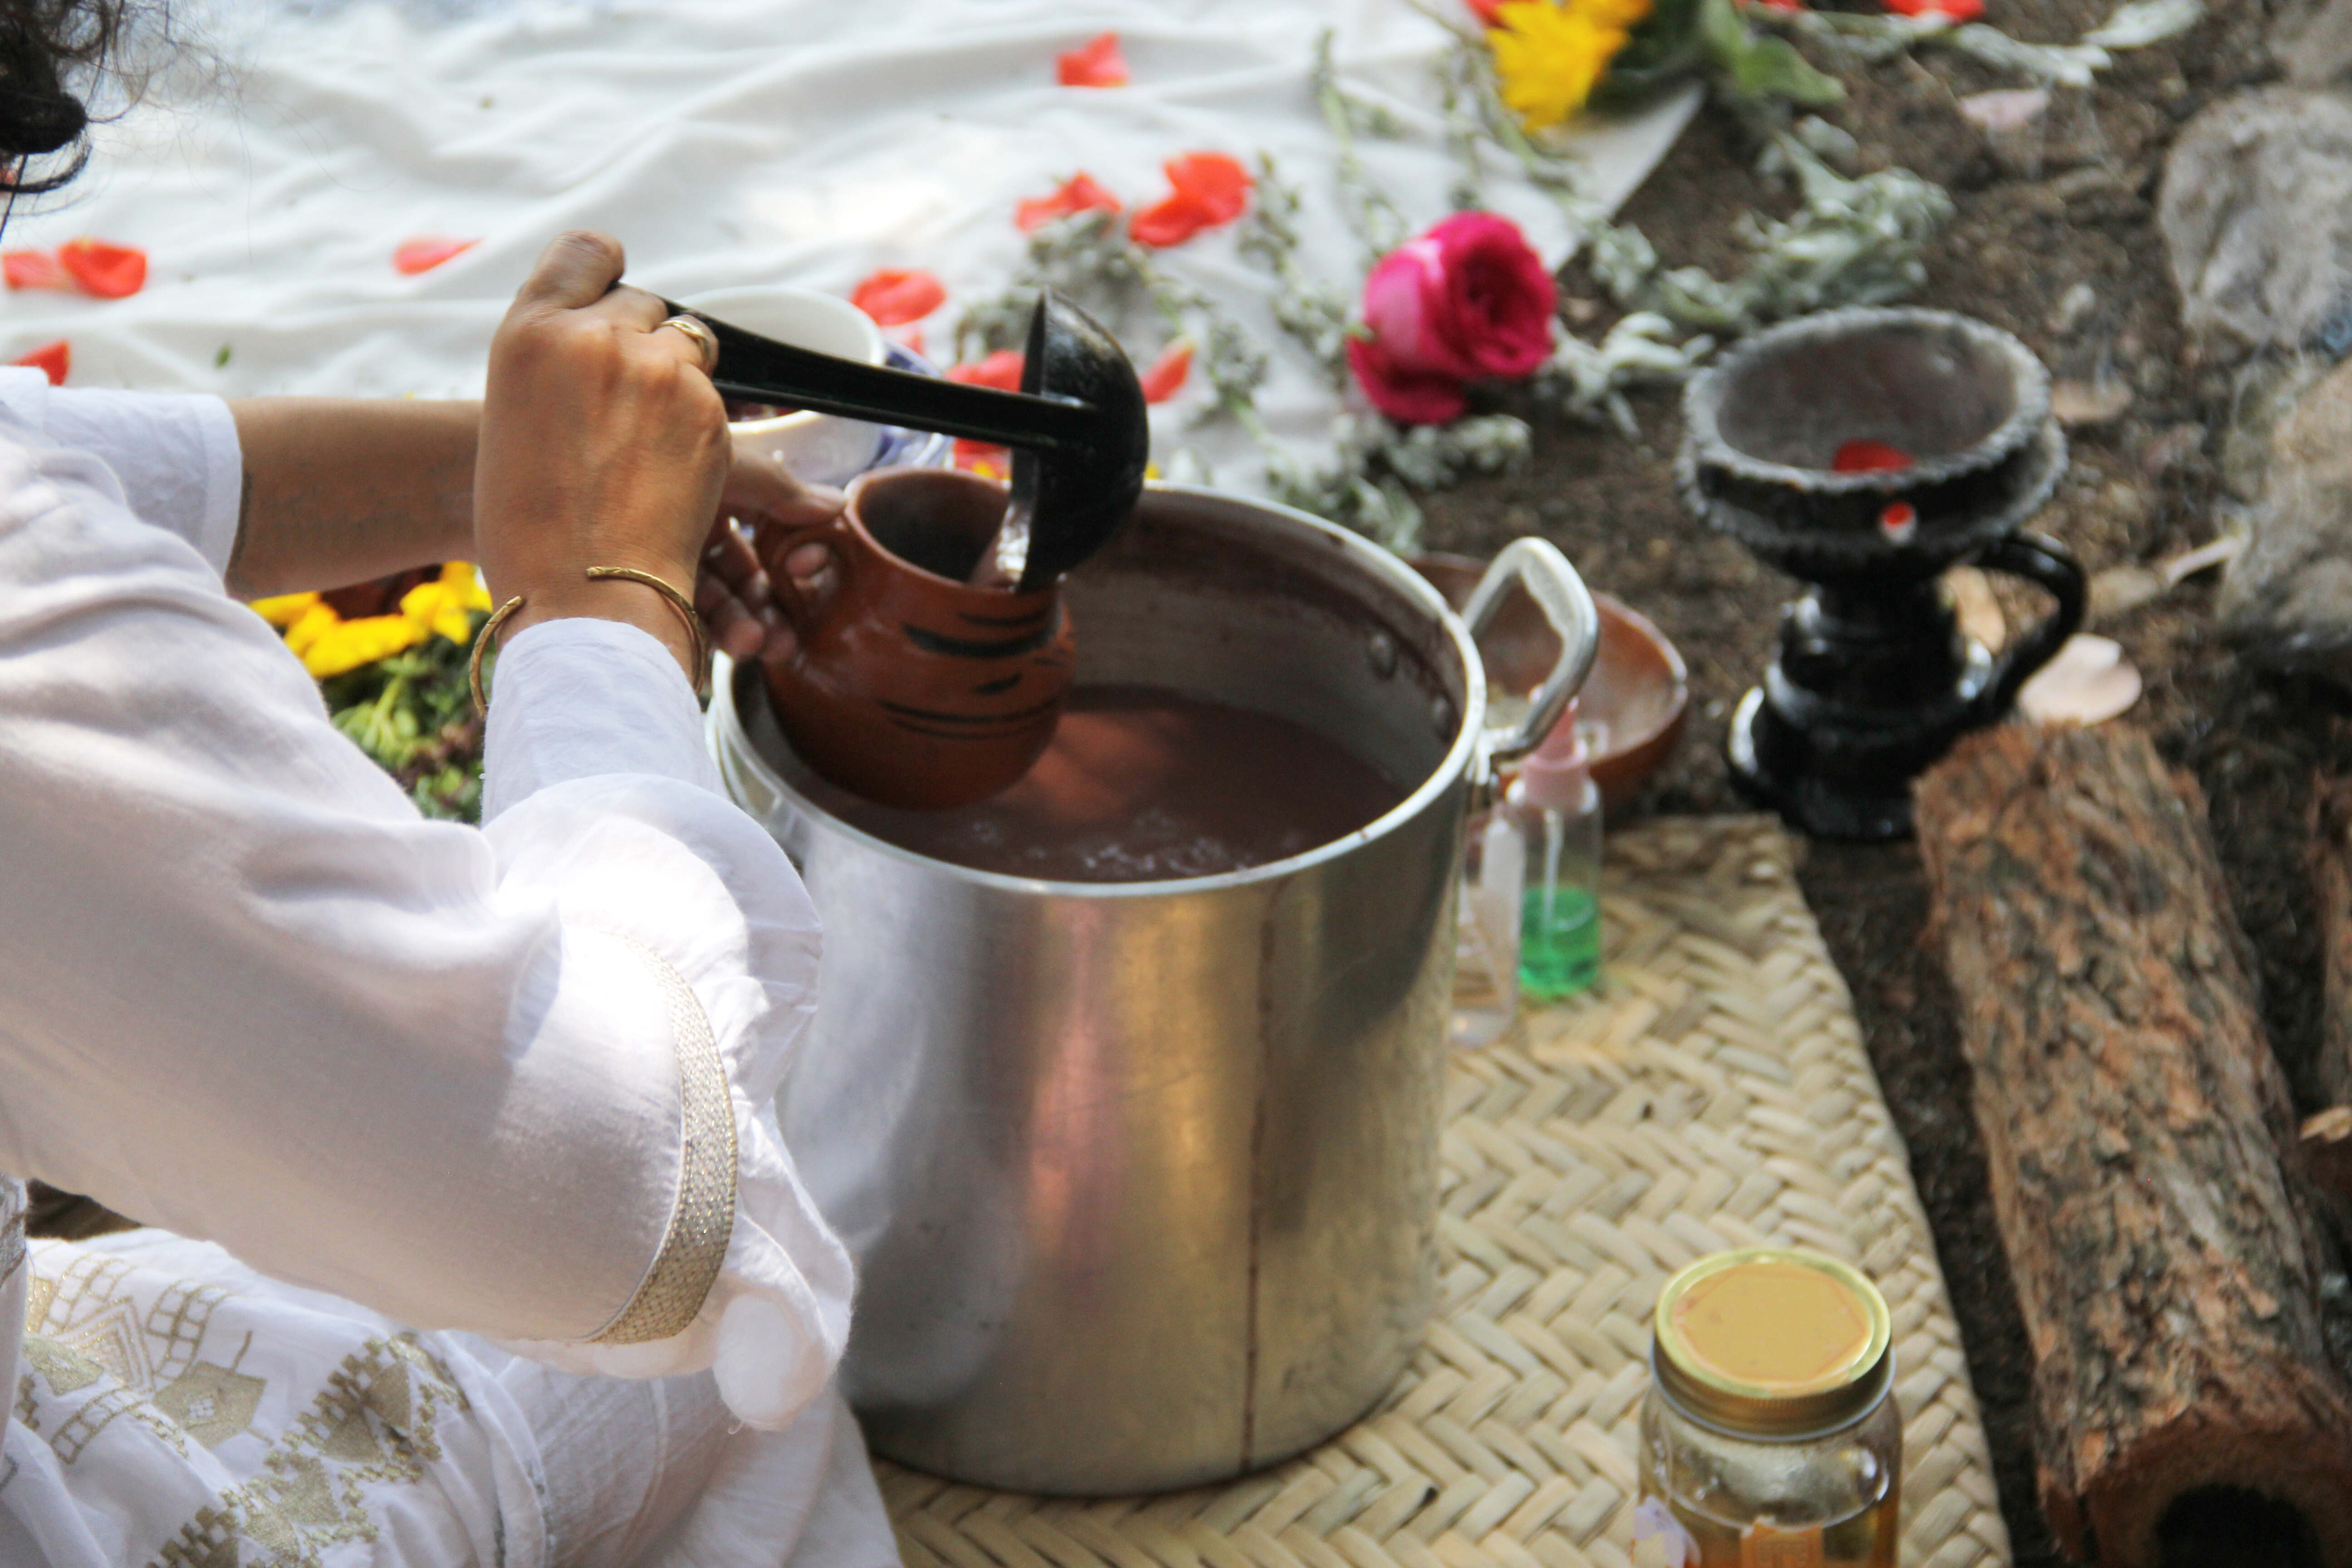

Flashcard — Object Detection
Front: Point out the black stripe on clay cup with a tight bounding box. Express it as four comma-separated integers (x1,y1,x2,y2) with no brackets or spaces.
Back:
758,466,1074,812
1674,308,2085,840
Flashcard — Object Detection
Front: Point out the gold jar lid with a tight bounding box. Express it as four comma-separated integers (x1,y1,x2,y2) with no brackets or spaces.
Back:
1651,1248,1892,1436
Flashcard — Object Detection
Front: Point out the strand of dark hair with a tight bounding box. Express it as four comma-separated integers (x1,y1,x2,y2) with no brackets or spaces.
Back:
0,0,137,196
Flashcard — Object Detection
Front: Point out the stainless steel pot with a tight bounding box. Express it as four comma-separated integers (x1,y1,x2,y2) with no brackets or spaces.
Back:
710,486,1596,1494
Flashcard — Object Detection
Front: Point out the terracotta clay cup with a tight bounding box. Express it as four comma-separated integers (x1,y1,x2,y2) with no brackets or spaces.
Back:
1410,554,1689,811
759,466,1075,811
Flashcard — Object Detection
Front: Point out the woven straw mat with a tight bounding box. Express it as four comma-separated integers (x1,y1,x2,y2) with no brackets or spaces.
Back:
876,815,2011,1568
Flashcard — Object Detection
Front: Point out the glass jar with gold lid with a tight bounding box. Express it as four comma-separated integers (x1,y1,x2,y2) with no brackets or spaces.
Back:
1635,1248,1901,1568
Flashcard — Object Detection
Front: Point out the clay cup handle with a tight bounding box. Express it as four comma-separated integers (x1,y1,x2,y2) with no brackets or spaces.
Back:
1973,531,2088,724
761,512,857,641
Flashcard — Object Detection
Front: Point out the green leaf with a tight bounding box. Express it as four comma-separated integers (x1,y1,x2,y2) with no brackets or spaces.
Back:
1727,34,1845,104
1700,0,1749,56
1694,0,1846,108
1589,0,1710,108
214,344,232,369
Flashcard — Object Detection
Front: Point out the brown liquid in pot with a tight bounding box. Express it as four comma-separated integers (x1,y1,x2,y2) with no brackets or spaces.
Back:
804,684,1406,882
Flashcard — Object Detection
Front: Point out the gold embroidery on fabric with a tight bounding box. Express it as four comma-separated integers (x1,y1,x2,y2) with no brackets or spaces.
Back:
18,1243,474,1566
589,933,738,1346
0,1177,25,1289
24,1248,222,1462
138,1334,468,1568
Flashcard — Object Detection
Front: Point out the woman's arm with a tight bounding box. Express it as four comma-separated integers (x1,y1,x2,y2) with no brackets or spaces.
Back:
223,397,480,599
0,232,854,1430
220,389,829,665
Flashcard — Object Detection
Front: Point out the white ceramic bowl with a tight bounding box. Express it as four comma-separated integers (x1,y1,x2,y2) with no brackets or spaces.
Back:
686,285,890,486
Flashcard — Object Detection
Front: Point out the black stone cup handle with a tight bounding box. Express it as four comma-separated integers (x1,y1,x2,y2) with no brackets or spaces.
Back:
1971,531,2087,725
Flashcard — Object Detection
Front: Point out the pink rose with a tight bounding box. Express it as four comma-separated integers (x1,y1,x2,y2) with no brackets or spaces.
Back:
1347,212,1557,426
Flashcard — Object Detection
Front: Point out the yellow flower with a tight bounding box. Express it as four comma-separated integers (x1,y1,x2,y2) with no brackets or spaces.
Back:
285,605,425,679
1489,0,1651,133
400,561,494,644
250,562,489,680
249,590,322,628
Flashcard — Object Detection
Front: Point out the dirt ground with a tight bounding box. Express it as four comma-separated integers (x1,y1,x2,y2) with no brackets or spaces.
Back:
1419,0,2352,1560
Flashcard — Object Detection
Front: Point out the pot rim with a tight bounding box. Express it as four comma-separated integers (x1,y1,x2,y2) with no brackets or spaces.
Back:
709,482,1488,899
1681,305,2053,497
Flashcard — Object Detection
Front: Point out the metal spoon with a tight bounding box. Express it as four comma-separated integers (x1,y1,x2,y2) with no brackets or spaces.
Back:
669,289,1147,591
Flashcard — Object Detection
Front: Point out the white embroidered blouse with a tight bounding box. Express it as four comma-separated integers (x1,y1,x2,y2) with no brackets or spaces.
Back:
0,373,884,1561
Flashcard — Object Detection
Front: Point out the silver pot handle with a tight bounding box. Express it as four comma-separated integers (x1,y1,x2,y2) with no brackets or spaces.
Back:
1465,536,1601,766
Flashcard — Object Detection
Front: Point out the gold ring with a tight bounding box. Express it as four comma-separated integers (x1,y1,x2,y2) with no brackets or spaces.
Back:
657,314,720,374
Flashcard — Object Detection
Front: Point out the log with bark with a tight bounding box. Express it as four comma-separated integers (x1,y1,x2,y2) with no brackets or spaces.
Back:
2303,774,2352,1210
1916,722,2352,1568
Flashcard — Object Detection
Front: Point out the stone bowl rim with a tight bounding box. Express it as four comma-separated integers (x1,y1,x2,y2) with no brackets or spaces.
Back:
1675,417,2068,578
1681,305,2053,497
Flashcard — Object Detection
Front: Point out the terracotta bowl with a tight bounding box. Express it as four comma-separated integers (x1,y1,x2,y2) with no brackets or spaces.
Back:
1410,553,1689,810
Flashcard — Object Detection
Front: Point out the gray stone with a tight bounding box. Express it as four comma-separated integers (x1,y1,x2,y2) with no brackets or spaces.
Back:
2276,0,2352,87
2220,355,2352,683
2160,88,2352,361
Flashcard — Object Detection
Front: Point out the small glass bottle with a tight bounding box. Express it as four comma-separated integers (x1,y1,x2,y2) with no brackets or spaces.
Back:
1451,799,1524,1049
1636,1249,1903,1568
1509,703,1603,1003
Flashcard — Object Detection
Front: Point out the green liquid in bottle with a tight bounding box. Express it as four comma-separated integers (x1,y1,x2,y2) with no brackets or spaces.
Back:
1520,882,1599,1001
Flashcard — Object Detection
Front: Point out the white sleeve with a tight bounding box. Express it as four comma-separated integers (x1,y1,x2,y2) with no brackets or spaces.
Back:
0,368,244,573
0,427,850,1431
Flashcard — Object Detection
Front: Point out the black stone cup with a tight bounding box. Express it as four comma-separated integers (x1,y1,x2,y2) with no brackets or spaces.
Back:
1678,307,2086,840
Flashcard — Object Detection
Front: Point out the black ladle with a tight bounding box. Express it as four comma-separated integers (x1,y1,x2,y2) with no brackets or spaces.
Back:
668,289,1147,592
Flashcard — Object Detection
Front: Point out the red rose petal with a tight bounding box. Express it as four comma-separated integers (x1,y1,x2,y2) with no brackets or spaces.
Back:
2,250,69,292
1346,335,1468,426
1129,193,1215,248
851,268,947,327
1057,32,1129,88
1833,439,1916,473
946,350,1025,392
1883,0,1983,19
1141,341,1193,403
955,439,1011,478
1128,154,1253,246
14,339,69,385
1163,153,1252,223
1016,172,1125,233
394,237,479,275
57,238,147,299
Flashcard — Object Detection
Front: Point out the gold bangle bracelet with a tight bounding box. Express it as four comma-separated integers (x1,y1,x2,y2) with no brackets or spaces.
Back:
468,595,527,718
468,567,710,719
586,566,710,699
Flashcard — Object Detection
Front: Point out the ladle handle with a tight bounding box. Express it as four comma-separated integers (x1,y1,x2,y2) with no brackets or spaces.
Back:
1465,537,1601,766
667,300,1098,453
1974,530,2087,723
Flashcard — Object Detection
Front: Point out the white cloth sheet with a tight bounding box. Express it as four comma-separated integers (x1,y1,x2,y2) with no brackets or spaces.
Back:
1,0,1695,495
0,376,896,1565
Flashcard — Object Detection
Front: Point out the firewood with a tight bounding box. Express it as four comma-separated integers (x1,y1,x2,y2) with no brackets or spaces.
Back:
1916,722,2352,1568
2303,774,2352,1219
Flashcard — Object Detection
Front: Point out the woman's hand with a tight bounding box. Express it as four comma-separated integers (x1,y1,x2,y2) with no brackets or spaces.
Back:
696,454,843,667
474,231,729,677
